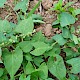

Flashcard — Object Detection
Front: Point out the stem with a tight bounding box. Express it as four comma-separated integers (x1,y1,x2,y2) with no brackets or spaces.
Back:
51,42,57,47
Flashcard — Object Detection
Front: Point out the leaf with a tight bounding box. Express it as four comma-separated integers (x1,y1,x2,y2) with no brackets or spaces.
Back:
53,34,67,45
27,0,42,18
66,58,80,74
0,33,7,44
52,20,59,26
0,20,12,33
14,0,29,13
64,48,80,60
38,62,48,79
32,31,45,42
64,2,75,8
15,17,34,35
17,41,33,53
24,61,35,74
33,57,44,67
0,68,4,77
47,55,66,80
0,0,6,7
33,20,45,23
73,9,80,16
30,42,52,56
60,12,75,27
62,27,71,38
72,34,78,44
19,74,30,80
2,47,23,79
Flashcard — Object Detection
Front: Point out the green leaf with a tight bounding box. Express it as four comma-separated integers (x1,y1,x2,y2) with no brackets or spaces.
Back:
60,12,75,27
2,47,23,79
33,57,44,67
33,20,45,23
17,41,33,53
0,0,6,7
24,61,35,74
14,0,29,13
47,55,66,80
19,74,30,80
0,33,7,44
62,27,71,38
0,20,12,33
53,34,67,45
32,31,45,42
15,17,34,35
31,42,52,56
66,58,80,74
38,62,48,79
28,0,42,18
73,9,80,16
72,34,78,44
64,48,80,60
52,20,59,26
25,53,33,61
45,78,53,80
0,68,4,77
64,2,75,8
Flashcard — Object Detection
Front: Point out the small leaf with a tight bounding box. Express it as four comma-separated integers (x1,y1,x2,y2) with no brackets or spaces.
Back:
31,42,52,56
72,34,78,44
60,12,75,27
32,31,45,42
0,0,6,7
38,62,48,79
66,58,80,74
53,34,67,45
62,27,71,38
73,9,80,16
24,61,35,74
2,47,23,79
14,0,29,13
15,17,34,35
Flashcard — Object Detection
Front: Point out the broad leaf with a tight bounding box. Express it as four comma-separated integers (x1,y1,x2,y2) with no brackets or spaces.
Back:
17,41,33,53
0,0,6,7
14,0,29,13
2,47,23,79
53,34,67,45
47,55,66,80
60,12,75,27
31,42,52,56
15,17,34,35
66,58,80,74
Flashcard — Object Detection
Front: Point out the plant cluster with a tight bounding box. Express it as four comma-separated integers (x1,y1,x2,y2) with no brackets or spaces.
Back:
0,0,80,80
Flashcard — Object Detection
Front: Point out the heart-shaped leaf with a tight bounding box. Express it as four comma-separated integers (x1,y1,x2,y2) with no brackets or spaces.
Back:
2,47,23,79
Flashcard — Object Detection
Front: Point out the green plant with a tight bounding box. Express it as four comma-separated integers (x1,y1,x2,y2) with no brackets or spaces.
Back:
0,0,80,80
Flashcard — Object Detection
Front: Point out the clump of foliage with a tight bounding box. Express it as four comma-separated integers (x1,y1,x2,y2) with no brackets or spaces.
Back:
0,0,80,80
